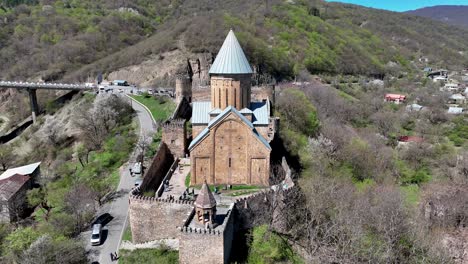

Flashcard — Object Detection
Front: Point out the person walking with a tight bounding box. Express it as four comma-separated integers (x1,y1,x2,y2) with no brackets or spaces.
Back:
110,252,114,261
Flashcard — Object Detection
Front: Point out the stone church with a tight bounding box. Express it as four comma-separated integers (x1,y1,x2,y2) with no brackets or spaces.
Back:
189,30,276,186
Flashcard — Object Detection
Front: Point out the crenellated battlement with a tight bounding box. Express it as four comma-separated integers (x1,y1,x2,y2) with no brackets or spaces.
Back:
130,187,194,205
162,119,185,129
178,226,223,236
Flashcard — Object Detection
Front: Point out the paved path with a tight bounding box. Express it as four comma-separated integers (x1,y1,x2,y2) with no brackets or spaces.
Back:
161,158,190,199
86,95,156,264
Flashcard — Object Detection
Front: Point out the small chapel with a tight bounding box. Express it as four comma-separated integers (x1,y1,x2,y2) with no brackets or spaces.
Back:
189,30,276,187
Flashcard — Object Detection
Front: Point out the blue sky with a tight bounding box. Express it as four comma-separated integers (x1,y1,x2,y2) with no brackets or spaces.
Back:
325,0,468,12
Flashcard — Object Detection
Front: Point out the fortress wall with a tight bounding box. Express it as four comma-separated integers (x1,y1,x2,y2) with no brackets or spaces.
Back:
179,229,224,264
129,193,193,243
178,204,235,264
140,142,175,192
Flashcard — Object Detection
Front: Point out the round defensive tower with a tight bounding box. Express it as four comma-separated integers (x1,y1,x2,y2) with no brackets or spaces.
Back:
175,74,192,103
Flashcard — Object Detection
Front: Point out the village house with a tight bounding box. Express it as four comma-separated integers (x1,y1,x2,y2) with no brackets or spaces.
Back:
0,174,32,222
433,76,448,82
0,162,41,182
397,136,425,148
449,94,466,105
442,82,459,92
385,93,406,104
406,103,424,112
447,107,464,115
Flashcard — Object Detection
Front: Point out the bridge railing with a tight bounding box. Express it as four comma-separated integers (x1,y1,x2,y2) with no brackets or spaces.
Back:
0,81,96,90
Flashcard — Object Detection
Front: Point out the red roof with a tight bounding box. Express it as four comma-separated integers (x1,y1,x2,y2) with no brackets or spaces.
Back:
385,94,406,100
398,136,424,143
0,174,30,201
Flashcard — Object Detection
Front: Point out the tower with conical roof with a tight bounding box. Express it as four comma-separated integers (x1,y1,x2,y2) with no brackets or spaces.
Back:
194,181,217,226
209,30,253,110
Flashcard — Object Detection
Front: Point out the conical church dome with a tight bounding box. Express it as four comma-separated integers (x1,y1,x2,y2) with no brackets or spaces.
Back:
209,30,253,75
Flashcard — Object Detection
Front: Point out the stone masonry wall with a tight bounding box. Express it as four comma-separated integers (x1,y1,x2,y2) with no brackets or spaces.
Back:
179,230,225,264
190,112,271,186
178,204,235,264
129,193,193,243
140,142,174,192
162,119,187,158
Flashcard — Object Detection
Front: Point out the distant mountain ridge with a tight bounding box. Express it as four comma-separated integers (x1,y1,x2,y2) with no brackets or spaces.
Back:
406,5,468,28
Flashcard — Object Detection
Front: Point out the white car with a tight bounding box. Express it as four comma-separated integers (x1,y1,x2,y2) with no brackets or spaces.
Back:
134,178,143,187
133,162,142,175
90,224,102,246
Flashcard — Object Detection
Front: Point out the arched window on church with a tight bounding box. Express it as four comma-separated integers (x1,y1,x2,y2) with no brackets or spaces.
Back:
234,88,237,108
225,89,228,107
218,87,221,108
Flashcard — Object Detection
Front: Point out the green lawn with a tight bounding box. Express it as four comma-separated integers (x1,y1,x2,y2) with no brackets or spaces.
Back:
119,248,178,264
122,225,132,242
184,173,191,188
130,95,176,122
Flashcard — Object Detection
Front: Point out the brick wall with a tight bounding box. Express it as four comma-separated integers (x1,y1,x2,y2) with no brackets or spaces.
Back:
129,194,193,243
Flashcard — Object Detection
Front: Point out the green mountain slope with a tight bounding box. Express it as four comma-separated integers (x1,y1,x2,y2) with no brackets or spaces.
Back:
1,0,467,81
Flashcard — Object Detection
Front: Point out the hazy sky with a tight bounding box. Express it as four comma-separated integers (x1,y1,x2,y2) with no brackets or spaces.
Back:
325,0,468,11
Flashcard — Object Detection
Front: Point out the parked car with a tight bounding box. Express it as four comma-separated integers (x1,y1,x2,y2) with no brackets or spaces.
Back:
133,162,142,175
148,89,154,95
134,178,143,187
94,213,113,226
90,224,102,246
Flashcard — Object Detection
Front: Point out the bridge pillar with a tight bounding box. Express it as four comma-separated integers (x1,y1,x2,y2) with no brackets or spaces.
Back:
27,88,39,123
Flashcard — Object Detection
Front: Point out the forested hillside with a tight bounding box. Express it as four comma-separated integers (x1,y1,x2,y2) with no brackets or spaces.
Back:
407,5,468,28
0,0,467,82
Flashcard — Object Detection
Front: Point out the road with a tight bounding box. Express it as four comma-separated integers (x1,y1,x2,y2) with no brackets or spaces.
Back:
86,95,156,264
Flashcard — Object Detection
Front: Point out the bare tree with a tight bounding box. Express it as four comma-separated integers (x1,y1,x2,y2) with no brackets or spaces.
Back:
64,184,96,234
0,144,17,171
20,235,87,264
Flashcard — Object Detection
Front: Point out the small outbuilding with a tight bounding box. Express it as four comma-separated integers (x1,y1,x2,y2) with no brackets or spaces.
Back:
0,162,41,181
0,174,32,222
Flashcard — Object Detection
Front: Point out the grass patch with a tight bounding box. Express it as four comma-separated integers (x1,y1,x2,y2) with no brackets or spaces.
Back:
247,225,303,264
184,173,191,188
143,190,155,197
130,95,176,122
122,225,132,242
119,248,178,264
226,189,260,197
400,185,420,207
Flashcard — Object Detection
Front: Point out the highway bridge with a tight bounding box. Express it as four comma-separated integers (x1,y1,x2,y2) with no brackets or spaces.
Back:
0,81,97,123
